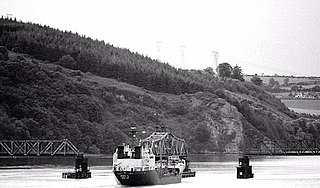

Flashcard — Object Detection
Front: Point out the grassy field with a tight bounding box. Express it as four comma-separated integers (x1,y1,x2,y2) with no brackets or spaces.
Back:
244,75,320,85
280,85,317,90
273,92,290,98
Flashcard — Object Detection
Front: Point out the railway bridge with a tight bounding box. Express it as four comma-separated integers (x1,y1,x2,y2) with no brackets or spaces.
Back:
245,138,320,155
0,139,79,156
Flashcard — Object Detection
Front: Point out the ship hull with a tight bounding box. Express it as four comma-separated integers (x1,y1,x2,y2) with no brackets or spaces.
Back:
114,170,182,186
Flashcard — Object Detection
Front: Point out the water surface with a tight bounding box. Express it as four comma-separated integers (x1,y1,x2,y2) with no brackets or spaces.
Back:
281,99,320,115
1,154,320,188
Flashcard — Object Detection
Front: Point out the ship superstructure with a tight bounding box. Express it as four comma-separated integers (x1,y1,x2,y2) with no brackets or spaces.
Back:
112,128,191,185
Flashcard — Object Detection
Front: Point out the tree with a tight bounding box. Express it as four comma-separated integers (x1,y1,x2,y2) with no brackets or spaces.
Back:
194,123,211,143
251,74,263,86
0,46,9,61
76,50,98,72
283,78,289,86
217,62,232,78
311,85,320,92
268,78,276,87
291,85,299,92
272,85,281,92
57,54,76,69
231,65,244,81
203,67,215,75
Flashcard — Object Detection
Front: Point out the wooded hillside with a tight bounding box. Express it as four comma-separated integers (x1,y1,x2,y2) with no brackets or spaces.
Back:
1,17,319,153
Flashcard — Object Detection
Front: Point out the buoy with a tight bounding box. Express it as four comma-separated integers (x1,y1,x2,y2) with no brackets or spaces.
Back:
236,156,254,179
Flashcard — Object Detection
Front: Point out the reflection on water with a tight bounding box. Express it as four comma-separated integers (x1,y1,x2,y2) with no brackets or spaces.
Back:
0,154,113,167
1,154,320,188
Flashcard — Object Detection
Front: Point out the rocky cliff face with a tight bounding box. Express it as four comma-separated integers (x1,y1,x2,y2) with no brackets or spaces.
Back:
184,93,245,153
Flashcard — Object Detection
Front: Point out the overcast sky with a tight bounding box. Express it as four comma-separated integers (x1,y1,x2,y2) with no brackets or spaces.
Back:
1,0,319,76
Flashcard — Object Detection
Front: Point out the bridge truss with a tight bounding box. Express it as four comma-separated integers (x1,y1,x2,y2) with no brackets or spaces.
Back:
141,131,188,159
246,139,320,155
0,139,79,156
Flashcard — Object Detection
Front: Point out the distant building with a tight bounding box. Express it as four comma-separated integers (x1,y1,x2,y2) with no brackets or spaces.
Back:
294,92,317,99
294,92,305,98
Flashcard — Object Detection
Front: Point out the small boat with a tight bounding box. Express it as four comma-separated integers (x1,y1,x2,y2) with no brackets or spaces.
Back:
113,128,192,186
62,154,91,179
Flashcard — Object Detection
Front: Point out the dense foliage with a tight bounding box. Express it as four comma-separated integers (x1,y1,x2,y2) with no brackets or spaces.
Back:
0,18,221,96
0,56,230,153
250,74,263,86
217,63,244,82
0,57,126,153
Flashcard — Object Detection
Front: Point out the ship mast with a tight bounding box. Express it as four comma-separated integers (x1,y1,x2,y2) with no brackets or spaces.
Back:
130,126,137,148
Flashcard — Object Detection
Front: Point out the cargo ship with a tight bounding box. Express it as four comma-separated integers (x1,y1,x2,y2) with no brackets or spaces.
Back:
113,127,193,186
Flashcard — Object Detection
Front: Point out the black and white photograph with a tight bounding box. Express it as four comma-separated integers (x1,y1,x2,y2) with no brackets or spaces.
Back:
0,0,319,187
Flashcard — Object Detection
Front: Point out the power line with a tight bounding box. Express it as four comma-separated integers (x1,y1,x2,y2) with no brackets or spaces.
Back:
156,41,162,61
212,51,219,71
230,58,303,76
180,45,186,69
5,14,13,19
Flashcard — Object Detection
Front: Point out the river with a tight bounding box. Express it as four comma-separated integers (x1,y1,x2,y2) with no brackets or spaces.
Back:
281,99,320,115
1,154,320,188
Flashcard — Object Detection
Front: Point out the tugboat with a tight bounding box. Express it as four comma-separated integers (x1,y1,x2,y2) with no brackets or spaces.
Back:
182,159,196,178
113,126,191,185
62,154,91,179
